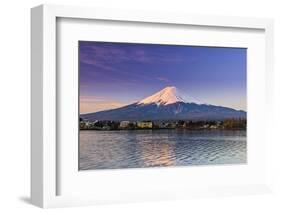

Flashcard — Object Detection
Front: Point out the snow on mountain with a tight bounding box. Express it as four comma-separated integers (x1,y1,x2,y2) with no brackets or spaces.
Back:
137,86,200,106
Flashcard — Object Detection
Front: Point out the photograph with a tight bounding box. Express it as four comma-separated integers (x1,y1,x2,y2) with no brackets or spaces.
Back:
79,41,247,170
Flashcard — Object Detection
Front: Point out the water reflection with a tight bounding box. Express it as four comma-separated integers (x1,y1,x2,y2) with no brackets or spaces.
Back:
79,129,246,170
136,135,175,167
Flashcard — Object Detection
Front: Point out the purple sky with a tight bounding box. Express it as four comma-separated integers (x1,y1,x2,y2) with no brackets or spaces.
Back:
79,41,246,114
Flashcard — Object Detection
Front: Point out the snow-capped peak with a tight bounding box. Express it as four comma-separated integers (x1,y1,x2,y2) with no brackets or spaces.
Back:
138,86,199,106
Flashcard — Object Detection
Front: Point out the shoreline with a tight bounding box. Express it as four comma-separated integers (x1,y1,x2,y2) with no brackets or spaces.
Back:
80,128,246,131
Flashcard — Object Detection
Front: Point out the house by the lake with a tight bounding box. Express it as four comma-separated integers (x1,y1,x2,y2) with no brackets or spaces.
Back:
137,121,153,129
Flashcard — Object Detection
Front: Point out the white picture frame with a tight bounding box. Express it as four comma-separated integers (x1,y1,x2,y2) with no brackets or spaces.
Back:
31,4,274,208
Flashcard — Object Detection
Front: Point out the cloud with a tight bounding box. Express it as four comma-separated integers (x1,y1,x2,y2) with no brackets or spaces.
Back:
156,77,170,82
79,42,187,71
80,95,107,102
80,95,125,113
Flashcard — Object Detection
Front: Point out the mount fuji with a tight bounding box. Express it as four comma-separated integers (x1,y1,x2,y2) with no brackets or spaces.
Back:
81,86,246,121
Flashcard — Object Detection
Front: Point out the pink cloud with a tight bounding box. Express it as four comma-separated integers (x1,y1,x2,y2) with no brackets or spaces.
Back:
80,95,125,113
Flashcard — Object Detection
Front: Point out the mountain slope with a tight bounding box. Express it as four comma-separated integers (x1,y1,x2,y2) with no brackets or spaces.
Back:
81,86,246,121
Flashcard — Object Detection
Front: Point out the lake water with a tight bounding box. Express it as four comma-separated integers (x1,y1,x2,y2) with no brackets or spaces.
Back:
79,129,246,170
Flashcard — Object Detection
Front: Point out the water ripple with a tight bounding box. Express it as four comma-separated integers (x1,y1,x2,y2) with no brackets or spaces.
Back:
79,129,246,170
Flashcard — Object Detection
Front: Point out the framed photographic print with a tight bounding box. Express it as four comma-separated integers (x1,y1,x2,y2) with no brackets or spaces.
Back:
79,41,247,170
31,4,274,208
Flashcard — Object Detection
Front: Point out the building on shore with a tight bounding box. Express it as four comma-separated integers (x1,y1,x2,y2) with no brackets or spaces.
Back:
120,121,130,128
137,121,153,129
